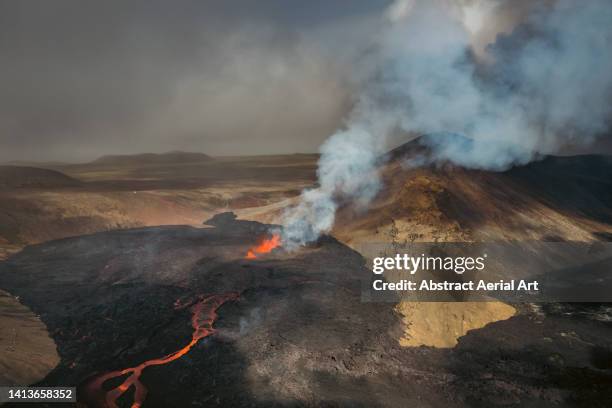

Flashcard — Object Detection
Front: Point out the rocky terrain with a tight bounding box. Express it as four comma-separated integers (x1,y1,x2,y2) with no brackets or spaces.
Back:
1,141,612,406
0,154,316,259
0,214,611,407
238,138,612,348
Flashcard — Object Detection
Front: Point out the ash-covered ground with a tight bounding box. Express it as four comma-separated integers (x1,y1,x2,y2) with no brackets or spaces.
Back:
0,213,611,407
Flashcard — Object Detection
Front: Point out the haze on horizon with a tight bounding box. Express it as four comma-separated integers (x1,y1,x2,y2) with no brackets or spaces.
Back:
1,0,611,163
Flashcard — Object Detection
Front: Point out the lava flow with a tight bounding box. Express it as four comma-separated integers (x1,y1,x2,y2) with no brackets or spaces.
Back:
82,293,238,408
245,233,281,259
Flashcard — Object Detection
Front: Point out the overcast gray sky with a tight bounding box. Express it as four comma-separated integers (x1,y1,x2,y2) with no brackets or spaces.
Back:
1,0,610,163
0,0,391,162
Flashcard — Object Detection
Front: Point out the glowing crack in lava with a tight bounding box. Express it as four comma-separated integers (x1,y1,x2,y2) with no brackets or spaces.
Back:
245,233,281,259
82,293,238,408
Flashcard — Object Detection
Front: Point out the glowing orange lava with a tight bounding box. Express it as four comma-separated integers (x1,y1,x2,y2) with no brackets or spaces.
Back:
82,293,238,408
244,234,281,259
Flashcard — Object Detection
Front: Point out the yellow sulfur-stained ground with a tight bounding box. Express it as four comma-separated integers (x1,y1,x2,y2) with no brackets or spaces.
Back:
395,301,516,348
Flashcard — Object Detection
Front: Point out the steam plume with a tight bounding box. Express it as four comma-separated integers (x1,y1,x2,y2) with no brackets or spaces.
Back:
282,0,612,246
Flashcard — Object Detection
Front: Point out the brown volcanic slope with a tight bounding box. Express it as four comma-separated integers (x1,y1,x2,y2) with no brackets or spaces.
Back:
0,289,59,386
333,139,612,245
0,166,85,259
329,139,612,348
0,166,81,189
0,215,611,407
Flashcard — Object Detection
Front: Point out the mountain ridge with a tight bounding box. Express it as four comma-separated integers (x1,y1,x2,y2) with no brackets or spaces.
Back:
91,151,212,166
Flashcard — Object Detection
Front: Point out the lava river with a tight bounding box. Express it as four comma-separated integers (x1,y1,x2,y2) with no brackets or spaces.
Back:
81,293,238,408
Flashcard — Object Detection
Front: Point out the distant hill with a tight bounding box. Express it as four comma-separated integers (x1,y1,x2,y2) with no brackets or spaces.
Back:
3,160,70,167
91,151,212,166
0,166,81,188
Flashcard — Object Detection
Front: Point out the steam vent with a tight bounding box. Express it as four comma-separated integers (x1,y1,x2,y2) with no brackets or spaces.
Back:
0,213,609,407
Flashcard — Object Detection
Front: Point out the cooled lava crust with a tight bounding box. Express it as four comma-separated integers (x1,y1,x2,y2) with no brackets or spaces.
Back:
0,213,611,407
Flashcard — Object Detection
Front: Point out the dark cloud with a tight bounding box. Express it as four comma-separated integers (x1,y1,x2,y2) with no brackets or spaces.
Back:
0,0,390,162
3,0,609,164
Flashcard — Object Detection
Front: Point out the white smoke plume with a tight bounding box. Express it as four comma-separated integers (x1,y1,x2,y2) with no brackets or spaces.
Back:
282,0,612,246
281,120,390,248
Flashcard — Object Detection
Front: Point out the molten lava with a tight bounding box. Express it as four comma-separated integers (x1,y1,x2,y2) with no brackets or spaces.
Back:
245,233,281,259
82,293,238,408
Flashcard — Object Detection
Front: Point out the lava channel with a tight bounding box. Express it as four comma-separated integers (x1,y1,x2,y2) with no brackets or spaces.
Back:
82,293,238,408
245,233,281,259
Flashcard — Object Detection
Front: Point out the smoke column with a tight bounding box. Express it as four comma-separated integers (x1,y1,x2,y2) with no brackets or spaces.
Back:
282,0,612,247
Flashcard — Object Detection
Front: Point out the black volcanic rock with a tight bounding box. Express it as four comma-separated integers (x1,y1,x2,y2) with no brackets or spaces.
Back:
0,218,611,407
204,211,273,235
384,133,475,165
506,155,612,224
